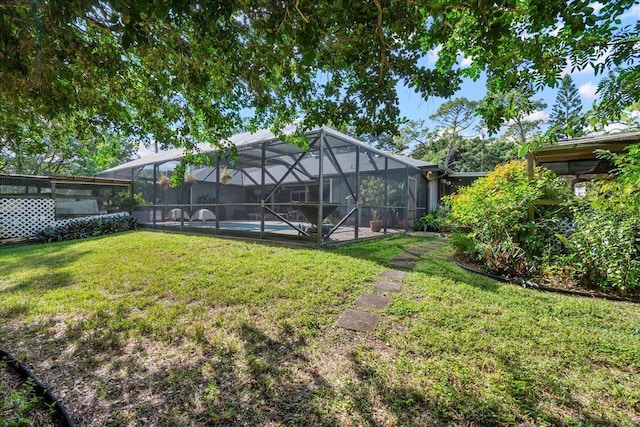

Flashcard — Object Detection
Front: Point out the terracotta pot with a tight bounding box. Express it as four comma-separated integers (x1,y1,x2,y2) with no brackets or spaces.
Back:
397,219,407,229
369,220,383,232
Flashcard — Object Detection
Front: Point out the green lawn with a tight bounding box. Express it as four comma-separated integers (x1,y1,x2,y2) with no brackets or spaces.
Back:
1,231,639,426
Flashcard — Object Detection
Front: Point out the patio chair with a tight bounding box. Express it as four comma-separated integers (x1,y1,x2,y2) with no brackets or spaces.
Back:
166,208,189,221
190,208,216,224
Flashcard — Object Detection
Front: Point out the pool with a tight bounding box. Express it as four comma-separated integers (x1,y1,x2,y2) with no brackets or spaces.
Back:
190,221,298,232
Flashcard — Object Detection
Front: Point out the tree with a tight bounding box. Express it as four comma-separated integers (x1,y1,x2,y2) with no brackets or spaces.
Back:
456,137,518,172
428,98,479,168
549,75,585,139
478,89,547,147
408,128,449,165
0,115,137,175
1,0,638,169
401,117,517,171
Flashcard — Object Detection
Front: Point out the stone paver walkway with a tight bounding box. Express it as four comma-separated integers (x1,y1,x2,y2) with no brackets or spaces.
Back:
389,261,415,271
337,241,444,332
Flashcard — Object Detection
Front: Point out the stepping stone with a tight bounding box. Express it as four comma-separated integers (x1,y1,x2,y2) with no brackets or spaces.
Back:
336,310,379,332
389,261,415,271
375,281,403,293
379,270,407,281
401,251,420,258
405,247,430,257
354,293,391,309
392,255,418,262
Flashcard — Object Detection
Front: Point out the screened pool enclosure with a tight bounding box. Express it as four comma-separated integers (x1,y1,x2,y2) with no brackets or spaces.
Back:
98,125,428,244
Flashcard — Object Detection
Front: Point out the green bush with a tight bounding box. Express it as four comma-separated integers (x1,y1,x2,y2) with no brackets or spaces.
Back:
38,212,139,243
414,211,444,232
445,160,571,276
558,181,640,294
444,149,640,294
449,231,481,262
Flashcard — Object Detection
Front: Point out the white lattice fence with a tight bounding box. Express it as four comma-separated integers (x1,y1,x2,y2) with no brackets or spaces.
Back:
0,198,55,239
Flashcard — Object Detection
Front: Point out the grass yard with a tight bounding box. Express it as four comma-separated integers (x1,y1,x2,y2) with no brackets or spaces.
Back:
1,231,639,426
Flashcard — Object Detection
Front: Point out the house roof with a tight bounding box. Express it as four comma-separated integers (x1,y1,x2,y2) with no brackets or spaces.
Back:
532,131,640,177
533,131,640,163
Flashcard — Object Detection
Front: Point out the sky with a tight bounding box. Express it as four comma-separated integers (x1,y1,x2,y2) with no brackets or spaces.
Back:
397,3,640,136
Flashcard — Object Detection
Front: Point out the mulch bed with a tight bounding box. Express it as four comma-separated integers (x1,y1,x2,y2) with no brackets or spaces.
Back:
455,257,640,304
1,350,74,427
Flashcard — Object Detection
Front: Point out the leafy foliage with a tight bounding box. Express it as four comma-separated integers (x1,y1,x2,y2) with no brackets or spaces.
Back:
562,201,640,294
445,161,571,276
38,213,139,243
0,377,52,427
1,0,638,170
555,146,640,293
1,124,138,175
414,210,445,232
428,98,479,168
456,137,519,172
400,117,519,171
478,89,547,144
447,147,640,294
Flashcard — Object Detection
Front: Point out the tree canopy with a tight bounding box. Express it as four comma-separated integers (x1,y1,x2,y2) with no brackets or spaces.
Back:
1,0,638,171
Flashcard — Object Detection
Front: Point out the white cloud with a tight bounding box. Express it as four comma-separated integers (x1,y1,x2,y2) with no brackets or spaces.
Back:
579,81,599,100
426,45,441,66
621,4,640,19
458,54,473,68
524,110,549,122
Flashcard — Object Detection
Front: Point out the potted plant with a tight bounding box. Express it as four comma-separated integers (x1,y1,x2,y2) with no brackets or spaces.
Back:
220,166,232,185
157,173,171,189
184,171,196,185
360,176,385,232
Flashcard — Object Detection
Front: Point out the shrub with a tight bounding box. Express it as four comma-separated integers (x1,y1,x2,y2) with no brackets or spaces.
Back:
414,211,443,232
38,212,139,243
444,161,571,275
558,180,640,294
449,231,481,262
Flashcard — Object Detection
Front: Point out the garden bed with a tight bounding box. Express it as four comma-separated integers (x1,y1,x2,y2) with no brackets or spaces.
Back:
455,256,640,304
1,358,65,427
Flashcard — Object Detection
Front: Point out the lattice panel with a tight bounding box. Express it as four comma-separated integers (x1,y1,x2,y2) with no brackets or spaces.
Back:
0,198,55,239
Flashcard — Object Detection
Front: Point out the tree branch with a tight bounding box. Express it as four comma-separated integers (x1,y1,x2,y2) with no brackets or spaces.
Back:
373,0,389,85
